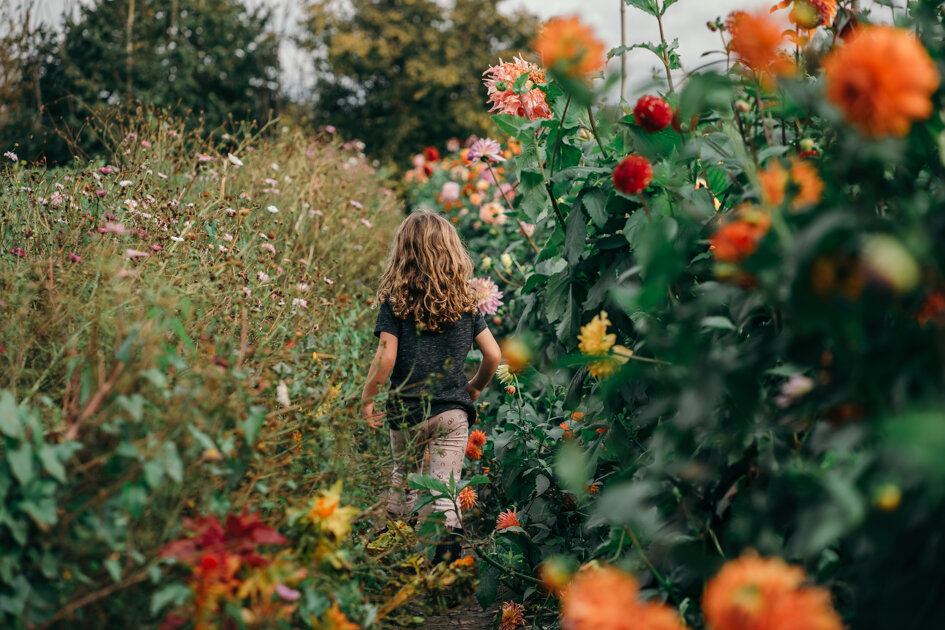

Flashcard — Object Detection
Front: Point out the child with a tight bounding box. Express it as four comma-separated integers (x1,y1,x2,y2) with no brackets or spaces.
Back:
361,210,501,561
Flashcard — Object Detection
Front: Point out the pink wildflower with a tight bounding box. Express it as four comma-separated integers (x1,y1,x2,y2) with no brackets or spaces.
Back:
68,252,81,263
483,56,552,120
124,249,149,258
479,202,507,226
150,244,163,252
98,166,116,175
141,140,152,148
360,218,373,228
325,125,337,134
324,277,334,285
10,248,25,258
261,243,276,254
95,189,107,197
195,152,213,162
257,271,270,282
466,138,505,164
441,181,461,202
4,151,17,162
350,200,363,209
470,277,504,315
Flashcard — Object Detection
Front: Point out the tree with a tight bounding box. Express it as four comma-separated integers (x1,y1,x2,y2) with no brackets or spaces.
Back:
301,0,539,163
2,0,280,163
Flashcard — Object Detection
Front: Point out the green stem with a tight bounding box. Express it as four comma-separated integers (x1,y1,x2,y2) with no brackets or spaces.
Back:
532,135,567,231
471,545,541,584
626,526,675,597
549,95,572,177
586,105,610,159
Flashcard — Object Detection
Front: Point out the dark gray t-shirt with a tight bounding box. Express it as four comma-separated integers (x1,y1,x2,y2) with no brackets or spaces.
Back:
374,300,487,426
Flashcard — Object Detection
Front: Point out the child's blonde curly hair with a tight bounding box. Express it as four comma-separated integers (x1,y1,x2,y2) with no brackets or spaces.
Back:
376,210,477,333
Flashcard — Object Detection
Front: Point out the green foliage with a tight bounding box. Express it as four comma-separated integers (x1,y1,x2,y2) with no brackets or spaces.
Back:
404,2,945,627
0,109,404,628
301,0,539,163
1,0,279,164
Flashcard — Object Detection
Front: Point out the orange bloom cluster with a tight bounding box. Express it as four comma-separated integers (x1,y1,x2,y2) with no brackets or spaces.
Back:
703,554,842,630
483,56,552,120
451,555,476,569
533,16,606,79
496,507,521,531
459,485,478,510
466,429,487,459
823,25,940,137
499,601,526,630
727,11,794,85
759,158,824,211
560,565,688,630
710,208,772,263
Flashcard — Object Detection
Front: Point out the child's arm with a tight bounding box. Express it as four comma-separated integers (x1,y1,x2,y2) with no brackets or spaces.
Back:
466,328,501,401
361,332,398,427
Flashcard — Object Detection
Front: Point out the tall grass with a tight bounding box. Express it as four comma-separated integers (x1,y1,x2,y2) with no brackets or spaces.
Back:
0,109,406,627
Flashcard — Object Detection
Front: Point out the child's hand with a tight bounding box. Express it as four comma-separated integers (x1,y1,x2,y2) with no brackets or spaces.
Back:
466,382,482,402
361,402,385,429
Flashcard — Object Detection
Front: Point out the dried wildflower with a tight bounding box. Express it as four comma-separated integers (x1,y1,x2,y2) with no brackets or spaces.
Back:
499,601,526,630
823,25,940,137
459,486,478,511
633,95,673,133
613,154,653,195
496,507,521,531
484,56,552,120
533,16,605,79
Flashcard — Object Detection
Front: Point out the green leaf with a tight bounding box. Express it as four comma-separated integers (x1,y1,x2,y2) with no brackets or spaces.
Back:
187,425,218,452
104,557,122,582
700,316,737,331
554,441,591,499
461,475,490,488
37,445,66,483
579,189,607,229
564,204,587,265
535,257,567,276
7,443,33,486
407,473,451,497
625,0,659,16
162,442,183,483
476,566,500,608
0,391,22,438
660,0,680,15
679,72,734,123
150,583,192,616
239,408,265,444
115,327,139,363
511,71,530,94
143,458,165,489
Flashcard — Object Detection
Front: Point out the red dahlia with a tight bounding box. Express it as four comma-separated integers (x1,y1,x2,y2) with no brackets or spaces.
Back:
633,95,673,132
423,146,441,162
612,154,653,195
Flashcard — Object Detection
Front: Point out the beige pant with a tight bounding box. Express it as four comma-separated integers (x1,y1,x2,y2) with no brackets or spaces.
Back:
387,408,469,529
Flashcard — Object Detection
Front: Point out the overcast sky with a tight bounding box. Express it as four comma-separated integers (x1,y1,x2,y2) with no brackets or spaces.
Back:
35,0,776,96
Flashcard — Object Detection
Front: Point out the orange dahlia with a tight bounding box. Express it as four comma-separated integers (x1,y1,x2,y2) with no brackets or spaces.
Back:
637,602,690,630
702,555,805,630
459,485,478,511
562,565,687,630
710,209,771,263
465,441,483,460
759,159,824,211
499,601,526,630
764,587,843,630
824,26,940,137
727,11,794,84
484,56,552,120
469,429,487,448
533,16,606,79
496,507,521,531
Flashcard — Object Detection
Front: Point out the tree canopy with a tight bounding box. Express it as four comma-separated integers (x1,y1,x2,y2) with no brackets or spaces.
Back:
301,0,539,163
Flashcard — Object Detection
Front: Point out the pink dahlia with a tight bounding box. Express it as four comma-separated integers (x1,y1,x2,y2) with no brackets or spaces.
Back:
466,138,505,164
483,56,552,120
479,202,507,226
440,181,461,202
470,277,504,315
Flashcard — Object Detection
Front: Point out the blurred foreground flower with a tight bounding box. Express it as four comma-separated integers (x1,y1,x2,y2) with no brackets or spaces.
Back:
533,16,605,79
759,158,823,211
823,25,939,137
470,276,504,315
561,564,687,630
710,208,771,264
484,56,552,120
703,554,841,630
500,337,531,373
307,481,359,541
861,234,920,293
727,11,793,85
578,311,615,355
773,0,836,30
